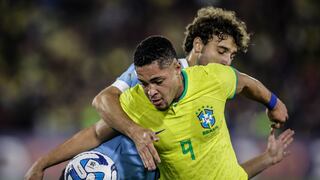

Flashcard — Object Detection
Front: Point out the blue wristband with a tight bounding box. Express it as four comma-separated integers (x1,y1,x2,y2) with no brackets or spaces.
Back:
266,93,277,110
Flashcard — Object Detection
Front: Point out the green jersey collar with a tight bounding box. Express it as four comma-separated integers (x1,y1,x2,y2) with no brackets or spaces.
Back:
178,69,188,101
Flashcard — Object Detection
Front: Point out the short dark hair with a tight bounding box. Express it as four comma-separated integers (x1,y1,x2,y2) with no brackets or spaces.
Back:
134,35,177,68
183,6,250,54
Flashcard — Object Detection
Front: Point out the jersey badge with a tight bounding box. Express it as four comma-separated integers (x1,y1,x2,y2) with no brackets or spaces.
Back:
196,106,218,135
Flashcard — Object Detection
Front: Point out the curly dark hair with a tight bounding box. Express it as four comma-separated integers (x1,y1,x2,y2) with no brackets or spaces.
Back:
183,6,250,54
134,35,177,68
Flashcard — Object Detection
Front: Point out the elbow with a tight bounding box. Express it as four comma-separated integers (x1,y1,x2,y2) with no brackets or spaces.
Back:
93,120,106,143
94,120,116,142
92,91,111,113
91,87,110,110
92,94,101,110
92,86,122,110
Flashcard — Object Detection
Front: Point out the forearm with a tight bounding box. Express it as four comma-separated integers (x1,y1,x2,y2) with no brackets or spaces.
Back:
240,152,272,179
32,121,114,171
92,86,141,138
236,71,288,127
236,72,271,105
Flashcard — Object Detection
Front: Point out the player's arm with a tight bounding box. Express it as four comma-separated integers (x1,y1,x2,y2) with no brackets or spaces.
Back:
24,120,117,180
236,70,288,128
240,129,294,178
92,64,160,171
92,86,144,139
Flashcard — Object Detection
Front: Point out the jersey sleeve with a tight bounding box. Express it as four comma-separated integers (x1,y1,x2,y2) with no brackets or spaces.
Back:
207,63,238,100
119,90,132,118
112,63,140,92
119,87,140,124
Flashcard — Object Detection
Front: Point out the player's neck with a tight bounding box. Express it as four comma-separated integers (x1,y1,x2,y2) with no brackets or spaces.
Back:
186,53,198,66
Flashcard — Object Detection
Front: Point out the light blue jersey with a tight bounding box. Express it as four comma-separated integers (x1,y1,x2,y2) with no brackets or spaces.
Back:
112,64,140,92
93,135,158,180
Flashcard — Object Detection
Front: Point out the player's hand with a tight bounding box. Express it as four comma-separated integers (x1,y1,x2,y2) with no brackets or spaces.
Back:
24,163,44,180
266,98,288,128
129,126,161,171
266,128,294,165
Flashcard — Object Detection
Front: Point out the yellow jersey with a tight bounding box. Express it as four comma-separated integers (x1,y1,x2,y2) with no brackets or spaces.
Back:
120,63,248,180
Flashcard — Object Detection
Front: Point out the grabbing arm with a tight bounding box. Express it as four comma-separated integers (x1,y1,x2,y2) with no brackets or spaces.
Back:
92,86,143,140
236,71,288,128
92,86,161,170
24,120,117,180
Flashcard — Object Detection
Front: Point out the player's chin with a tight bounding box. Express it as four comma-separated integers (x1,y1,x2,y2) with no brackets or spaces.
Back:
155,102,169,111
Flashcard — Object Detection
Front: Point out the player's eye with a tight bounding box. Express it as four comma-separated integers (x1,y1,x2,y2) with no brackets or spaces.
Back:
155,80,163,85
141,81,148,87
217,48,227,54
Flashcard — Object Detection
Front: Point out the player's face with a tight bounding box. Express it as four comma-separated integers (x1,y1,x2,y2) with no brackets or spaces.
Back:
198,35,238,66
136,60,183,110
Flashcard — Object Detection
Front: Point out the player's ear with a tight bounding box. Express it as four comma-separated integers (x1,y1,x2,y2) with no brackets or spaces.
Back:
193,37,204,53
173,59,181,72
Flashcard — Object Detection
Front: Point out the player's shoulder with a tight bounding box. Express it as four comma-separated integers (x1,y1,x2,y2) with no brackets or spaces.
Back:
184,63,236,87
189,63,233,74
205,63,230,71
184,63,223,73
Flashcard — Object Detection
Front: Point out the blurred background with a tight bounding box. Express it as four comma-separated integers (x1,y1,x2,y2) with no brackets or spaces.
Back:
0,0,319,179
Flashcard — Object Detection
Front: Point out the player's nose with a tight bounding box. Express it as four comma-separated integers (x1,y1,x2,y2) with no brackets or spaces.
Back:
221,56,231,66
148,86,158,97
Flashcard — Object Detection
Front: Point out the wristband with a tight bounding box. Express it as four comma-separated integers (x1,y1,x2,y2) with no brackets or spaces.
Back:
266,93,277,110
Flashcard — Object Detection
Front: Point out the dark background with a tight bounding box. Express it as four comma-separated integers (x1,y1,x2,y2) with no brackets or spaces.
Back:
0,0,319,179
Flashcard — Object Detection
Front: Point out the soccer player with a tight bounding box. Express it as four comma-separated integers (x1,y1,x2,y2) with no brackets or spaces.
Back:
25,7,291,180
113,35,284,179
92,6,288,171
25,34,292,177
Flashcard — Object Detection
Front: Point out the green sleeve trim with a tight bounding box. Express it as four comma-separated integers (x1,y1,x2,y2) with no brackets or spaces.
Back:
179,70,188,101
229,67,238,99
